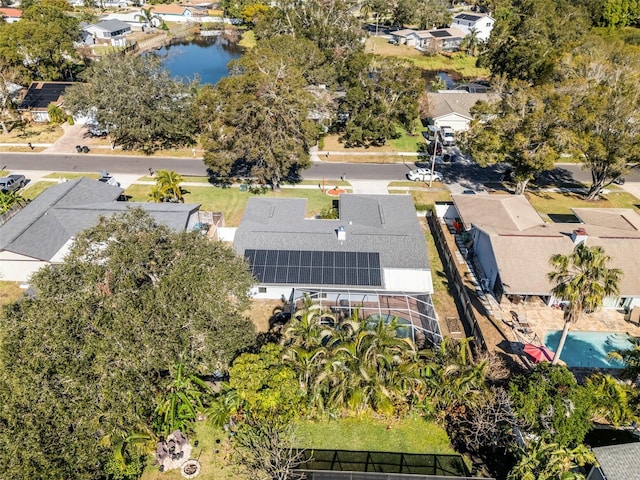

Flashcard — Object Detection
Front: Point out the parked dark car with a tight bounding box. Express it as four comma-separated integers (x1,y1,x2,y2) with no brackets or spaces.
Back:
427,141,443,156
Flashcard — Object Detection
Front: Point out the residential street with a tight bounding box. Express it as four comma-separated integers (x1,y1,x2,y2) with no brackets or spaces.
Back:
2,151,639,191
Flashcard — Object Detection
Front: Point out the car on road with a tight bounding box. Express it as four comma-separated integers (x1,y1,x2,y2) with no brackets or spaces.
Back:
0,174,27,193
407,168,443,182
88,127,108,137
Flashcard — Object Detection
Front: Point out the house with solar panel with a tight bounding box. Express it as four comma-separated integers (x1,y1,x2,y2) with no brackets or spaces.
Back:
17,82,76,123
233,194,442,346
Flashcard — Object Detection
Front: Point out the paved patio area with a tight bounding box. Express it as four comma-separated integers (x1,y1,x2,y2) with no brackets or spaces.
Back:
496,296,640,348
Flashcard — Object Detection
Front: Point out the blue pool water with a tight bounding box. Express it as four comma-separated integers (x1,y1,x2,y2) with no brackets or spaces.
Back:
544,331,633,369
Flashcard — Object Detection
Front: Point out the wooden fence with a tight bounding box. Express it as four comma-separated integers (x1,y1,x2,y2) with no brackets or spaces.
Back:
427,212,487,352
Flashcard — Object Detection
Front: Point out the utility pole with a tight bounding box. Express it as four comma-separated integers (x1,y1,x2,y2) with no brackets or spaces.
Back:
429,135,439,187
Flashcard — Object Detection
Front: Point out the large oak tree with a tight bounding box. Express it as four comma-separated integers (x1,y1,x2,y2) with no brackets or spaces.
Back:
198,35,321,188
0,209,256,479
555,38,640,199
463,80,567,194
64,54,197,154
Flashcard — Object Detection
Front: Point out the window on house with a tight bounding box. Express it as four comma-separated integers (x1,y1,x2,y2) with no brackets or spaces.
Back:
258,287,267,294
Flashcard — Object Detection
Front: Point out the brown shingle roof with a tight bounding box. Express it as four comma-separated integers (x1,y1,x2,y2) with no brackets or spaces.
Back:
452,195,640,296
428,92,493,120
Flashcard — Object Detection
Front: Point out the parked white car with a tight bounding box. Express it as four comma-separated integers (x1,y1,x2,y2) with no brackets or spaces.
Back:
407,168,443,182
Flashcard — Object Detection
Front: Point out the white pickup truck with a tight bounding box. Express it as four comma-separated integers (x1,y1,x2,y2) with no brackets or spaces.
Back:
0,175,27,193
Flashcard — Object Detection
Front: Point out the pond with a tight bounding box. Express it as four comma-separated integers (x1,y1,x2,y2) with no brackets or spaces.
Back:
150,35,243,85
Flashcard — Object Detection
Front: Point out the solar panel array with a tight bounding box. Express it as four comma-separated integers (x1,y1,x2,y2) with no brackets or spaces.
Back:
245,249,382,287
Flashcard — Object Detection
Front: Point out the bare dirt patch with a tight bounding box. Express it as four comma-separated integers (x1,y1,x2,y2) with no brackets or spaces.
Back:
245,299,286,333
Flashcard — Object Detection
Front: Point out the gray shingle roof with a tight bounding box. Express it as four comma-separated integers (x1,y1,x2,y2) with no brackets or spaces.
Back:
0,177,199,261
233,195,430,287
94,19,132,33
592,443,640,480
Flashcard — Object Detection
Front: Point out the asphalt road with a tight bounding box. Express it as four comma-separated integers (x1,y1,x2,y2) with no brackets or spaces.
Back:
1,152,639,184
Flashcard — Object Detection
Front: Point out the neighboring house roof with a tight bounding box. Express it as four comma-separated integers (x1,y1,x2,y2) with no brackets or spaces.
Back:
423,27,466,40
452,195,640,296
428,91,492,121
234,195,430,289
88,19,132,34
149,4,193,15
0,178,199,261
391,29,420,38
592,443,640,480
18,82,75,111
0,7,22,18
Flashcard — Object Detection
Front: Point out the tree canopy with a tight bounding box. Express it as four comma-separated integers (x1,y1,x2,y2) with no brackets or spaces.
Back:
64,54,197,154
555,38,640,199
0,209,256,479
0,2,81,81
337,54,424,147
481,0,590,84
509,363,594,447
199,35,320,188
463,81,566,194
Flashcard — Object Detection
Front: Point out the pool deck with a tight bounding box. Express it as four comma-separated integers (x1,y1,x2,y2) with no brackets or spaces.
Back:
496,296,640,348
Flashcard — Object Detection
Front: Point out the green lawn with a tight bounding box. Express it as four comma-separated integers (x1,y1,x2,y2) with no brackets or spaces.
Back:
140,422,239,480
389,126,427,152
294,416,455,454
526,190,640,220
22,181,55,201
125,184,339,226
389,189,452,210
366,37,490,79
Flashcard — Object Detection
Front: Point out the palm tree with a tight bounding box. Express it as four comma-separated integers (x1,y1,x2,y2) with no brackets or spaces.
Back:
585,373,637,427
0,190,26,213
508,440,596,480
153,169,185,203
609,337,640,382
135,7,160,29
460,28,481,56
548,243,622,364
153,362,212,435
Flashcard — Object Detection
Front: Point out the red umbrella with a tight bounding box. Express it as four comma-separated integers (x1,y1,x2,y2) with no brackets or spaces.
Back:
523,344,555,363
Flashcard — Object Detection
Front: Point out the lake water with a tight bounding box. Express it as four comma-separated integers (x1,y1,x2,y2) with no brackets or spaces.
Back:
151,36,243,85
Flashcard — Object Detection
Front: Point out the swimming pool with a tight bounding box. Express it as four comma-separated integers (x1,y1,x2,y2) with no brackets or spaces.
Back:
544,331,633,369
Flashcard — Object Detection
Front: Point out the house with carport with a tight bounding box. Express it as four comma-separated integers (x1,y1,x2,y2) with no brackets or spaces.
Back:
232,194,442,346
0,178,201,283
448,194,640,310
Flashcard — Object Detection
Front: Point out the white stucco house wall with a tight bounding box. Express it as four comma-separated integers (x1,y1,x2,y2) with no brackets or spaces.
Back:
451,12,495,41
